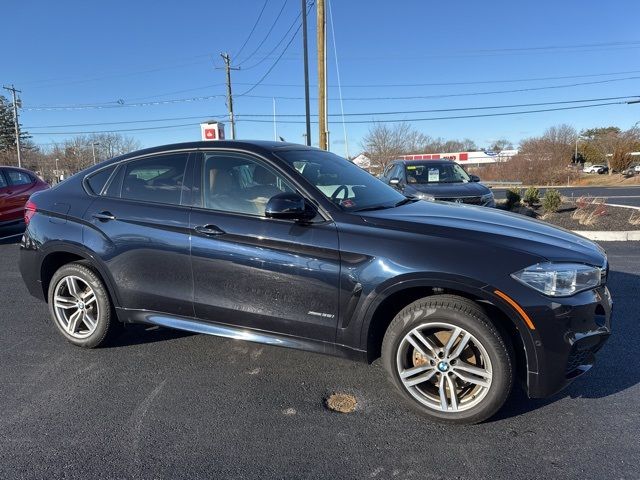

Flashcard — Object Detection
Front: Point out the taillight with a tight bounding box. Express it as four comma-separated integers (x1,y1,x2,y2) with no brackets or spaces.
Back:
24,200,37,226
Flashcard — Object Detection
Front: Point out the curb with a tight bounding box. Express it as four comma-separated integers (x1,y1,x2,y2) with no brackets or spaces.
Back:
605,203,640,210
572,230,640,241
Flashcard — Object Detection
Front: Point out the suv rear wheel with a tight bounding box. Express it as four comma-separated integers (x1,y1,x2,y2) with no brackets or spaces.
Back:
47,262,118,348
381,295,513,424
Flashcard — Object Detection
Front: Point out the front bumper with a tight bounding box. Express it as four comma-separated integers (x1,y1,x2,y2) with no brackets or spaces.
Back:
526,285,612,398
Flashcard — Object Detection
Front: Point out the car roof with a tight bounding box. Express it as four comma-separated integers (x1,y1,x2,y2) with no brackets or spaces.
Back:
119,140,317,158
0,165,37,173
94,140,323,169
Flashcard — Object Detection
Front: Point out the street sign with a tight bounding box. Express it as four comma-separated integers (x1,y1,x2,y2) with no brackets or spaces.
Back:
200,122,225,141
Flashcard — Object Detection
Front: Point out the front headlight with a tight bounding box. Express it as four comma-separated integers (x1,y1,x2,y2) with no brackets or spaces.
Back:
481,193,494,203
511,262,602,297
416,193,435,201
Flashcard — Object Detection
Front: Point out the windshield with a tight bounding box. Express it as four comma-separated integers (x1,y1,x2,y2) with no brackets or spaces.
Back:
405,162,470,184
275,149,406,211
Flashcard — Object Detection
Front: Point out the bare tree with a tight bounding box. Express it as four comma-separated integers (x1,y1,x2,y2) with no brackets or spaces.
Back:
483,124,576,184
581,126,640,174
489,138,514,152
361,123,413,173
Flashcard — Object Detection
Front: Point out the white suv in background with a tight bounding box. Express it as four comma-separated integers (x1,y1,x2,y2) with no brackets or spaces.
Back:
583,164,607,174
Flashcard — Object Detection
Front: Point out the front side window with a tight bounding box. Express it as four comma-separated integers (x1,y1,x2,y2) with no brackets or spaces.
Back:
6,170,33,186
405,162,470,184
120,153,189,205
276,149,405,211
0,171,7,188
202,152,295,216
391,164,404,180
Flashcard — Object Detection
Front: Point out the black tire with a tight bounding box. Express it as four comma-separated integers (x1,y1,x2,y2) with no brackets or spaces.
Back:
381,294,513,424
47,262,119,348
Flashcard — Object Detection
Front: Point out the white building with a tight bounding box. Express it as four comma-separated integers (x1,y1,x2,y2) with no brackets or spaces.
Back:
399,149,518,166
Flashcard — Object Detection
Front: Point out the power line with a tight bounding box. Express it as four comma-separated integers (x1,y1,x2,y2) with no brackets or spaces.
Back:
22,74,640,111
23,95,637,129
234,0,269,59
27,97,639,134
236,0,290,68
30,68,640,109
235,68,640,88
238,3,300,70
237,14,306,96
23,94,224,111
244,75,640,100
238,100,640,124
18,39,640,90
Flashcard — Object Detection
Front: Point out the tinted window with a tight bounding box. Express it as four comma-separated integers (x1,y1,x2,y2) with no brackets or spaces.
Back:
202,153,295,216
121,153,189,205
6,170,33,186
0,171,7,188
276,149,405,211
86,166,116,195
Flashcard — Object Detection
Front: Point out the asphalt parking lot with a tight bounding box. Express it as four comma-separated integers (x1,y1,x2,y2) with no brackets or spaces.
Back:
1,239,639,480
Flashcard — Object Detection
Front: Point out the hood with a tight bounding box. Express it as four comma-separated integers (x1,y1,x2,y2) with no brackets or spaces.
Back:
403,181,491,198
359,199,606,266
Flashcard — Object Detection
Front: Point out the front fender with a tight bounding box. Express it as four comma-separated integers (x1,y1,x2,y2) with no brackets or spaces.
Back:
351,272,540,375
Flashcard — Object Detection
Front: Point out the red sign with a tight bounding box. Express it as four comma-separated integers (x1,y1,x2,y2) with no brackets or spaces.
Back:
204,128,217,140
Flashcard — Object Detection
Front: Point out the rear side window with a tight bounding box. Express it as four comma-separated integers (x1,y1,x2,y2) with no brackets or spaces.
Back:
120,153,189,205
0,171,7,188
6,170,33,186
86,166,116,195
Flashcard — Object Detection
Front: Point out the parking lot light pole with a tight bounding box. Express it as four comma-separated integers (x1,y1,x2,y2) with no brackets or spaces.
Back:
91,142,100,165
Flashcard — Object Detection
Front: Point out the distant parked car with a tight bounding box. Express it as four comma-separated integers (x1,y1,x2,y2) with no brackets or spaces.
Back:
380,159,495,206
583,164,608,174
0,166,49,227
622,164,640,177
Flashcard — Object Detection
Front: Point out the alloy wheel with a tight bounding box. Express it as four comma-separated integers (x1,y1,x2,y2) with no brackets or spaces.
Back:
53,275,100,339
396,322,493,413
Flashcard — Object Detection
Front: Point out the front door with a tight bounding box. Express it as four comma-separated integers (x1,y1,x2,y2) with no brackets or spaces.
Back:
189,151,341,342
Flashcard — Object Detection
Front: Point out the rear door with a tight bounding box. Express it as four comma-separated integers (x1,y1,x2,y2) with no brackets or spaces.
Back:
82,151,195,317
189,150,341,342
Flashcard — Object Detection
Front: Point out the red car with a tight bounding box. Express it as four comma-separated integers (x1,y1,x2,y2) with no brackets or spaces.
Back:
0,166,49,227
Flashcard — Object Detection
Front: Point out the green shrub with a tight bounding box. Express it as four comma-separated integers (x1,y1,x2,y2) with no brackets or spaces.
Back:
542,189,562,214
523,187,540,206
505,188,521,210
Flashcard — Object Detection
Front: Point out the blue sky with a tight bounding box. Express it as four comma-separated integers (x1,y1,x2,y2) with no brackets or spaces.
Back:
3,0,640,156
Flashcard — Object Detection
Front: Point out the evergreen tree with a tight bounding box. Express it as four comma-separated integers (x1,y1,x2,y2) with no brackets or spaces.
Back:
0,95,30,152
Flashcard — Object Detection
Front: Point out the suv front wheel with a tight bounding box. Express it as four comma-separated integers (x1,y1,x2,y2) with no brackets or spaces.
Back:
382,295,513,424
47,262,118,348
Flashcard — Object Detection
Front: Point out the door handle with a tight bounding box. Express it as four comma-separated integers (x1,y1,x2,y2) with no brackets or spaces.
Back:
194,224,225,236
92,211,116,221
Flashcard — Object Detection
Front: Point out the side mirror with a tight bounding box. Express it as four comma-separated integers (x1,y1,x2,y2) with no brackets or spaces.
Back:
389,177,401,186
265,192,316,222
469,174,480,182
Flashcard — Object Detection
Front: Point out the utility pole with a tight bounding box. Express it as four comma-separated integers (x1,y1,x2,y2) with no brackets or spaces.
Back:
317,0,327,150
91,142,100,165
3,84,22,168
302,0,312,146
219,53,240,140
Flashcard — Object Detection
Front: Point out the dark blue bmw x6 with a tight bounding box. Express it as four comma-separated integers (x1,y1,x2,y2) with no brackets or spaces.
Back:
19,141,612,424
